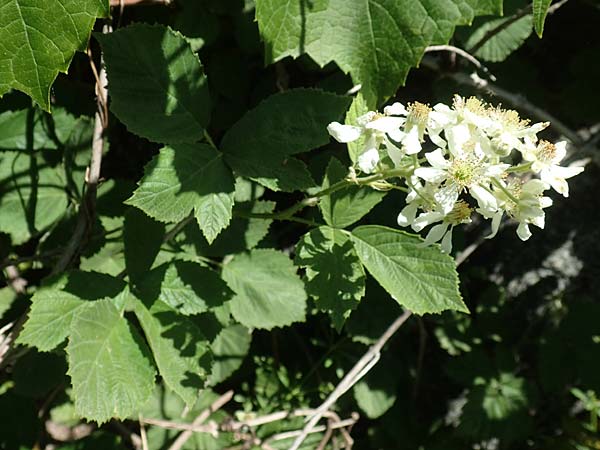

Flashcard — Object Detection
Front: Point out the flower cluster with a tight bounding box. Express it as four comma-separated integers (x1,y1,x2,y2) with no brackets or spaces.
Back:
327,95,584,253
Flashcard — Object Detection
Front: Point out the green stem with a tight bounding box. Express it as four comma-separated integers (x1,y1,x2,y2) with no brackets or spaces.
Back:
203,130,218,150
505,161,533,173
491,178,519,204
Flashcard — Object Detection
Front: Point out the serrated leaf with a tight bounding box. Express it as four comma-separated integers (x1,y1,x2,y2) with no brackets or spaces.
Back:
124,208,166,284
353,353,399,418
255,0,502,106
184,200,275,257
533,0,552,37
222,249,307,329
295,226,365,331
80,241,125,276
18,271,127,351
320,158,385,228
221,89,351,191
0,0,109,110
138,261,233,316
208,324,252,385
96,23,210,144
133,298,211,407
0,150,69,244
67,298,155,423
351,225,467,314
126,143,235,243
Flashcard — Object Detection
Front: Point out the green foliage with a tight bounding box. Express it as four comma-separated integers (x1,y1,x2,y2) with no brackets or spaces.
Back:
221,89,351,191
96,24,211,144
67,298,155,423
295,226,365,330
0,0,109,110
351,225,468,314
0,1,594,449
320,158,386,228
222,249,307,329
126,143,235,242
533,0,553,37
255,0,502,106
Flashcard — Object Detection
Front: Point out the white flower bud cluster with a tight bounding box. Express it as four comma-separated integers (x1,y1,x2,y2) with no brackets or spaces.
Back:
327,95,585,253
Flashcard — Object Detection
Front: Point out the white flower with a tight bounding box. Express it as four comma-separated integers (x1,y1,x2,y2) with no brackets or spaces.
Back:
521,140,584,197
327,109,405,173
412,201,473,253
414,148,508,214
482,179,553,241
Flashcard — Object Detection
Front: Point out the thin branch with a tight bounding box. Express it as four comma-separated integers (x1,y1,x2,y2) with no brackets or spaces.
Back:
139,415,149,450
288,309,413,450
52,24,112,275
425,44,496,81
468,0,570,55
166,390,234,450
421,57,584,146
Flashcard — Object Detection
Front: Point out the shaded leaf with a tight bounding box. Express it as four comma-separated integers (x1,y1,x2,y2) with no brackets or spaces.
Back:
222,249,307,329
533,0,552,37
126,143,235,243
97,24,210,144
124,208,166,284
295,226,365,331
255,0,502,106
221,89,351,191
320,158,385,228
133,298,211,407
208,324,252,385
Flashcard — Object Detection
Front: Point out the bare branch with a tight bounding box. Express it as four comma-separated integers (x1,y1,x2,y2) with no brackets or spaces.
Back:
166,390,234,450
425,44,496,81
109,0,172,5
288,309,412,450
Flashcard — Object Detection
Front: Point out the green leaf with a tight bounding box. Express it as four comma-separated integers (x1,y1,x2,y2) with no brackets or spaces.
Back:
0,150,69,244
351,225,467,314
208,324,252,385
184,200,275,257
126,143,235,243
18,271,127,351
255,0,502,106
0,0,109,110
295,226,365,331
221,89,351,191
124,208,166,284
222,249,307,329
533,0,552,37
138,261,233,316
133,298,211,407
96,24,211,144
353,353,399,418
320,158,386,228
0,108,58,150
67,298,155,423
80,241,125,276
0,287,17,321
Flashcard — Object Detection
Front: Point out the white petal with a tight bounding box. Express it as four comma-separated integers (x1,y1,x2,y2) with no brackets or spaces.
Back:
424,148,450,169
470,184,497,213
447,124,471,154
422,223,449,246
485,211,504,239
384,102,407,116
397,203,418,227
414,167,447,184
402,127,422,154
550,164,584,180
434,183,459,214
366,116,404,133
357,148,380,173
429,131,447,149
440,227,454,253
517,223,532,241
384,138,405,167
412,211,445,232
530,213,545,229
387,128,405,143
327,122,362,143
553,141,567,163
356,111,377,127
483,163,510,178
540,196,553,208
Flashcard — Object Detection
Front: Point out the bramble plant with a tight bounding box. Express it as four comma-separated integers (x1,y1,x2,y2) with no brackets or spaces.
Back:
0,0,598,449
